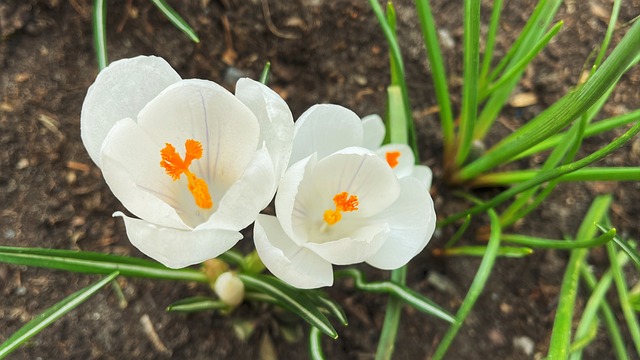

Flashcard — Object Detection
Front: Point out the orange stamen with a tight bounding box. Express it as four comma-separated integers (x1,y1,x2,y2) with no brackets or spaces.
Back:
323,192,359,226
160,139,213,209
385,151,401,168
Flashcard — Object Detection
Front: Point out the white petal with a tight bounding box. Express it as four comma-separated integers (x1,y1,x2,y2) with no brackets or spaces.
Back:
361,114,386,150
115,212,243,269
100,118,189,229
311,148,400,217
290,104,363,165
81,56,181,167
254,215,333,289
202,148,275,231
136,79,260,193
303,223,389,265
376,143,415,178
411,165,433,189
235,78,294,189
366,177,436,270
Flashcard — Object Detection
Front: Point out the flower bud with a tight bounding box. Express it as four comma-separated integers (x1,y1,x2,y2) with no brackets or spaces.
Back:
214,272,244,307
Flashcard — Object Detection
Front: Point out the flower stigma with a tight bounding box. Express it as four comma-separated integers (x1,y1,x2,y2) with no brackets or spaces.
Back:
160,139,213,209
323,192,359,229
385,151,401,168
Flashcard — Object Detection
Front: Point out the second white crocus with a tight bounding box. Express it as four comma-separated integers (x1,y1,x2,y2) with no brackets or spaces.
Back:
254,105,436,289
81,56,293,268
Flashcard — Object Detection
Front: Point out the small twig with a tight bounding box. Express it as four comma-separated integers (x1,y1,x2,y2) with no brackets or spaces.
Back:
140,314,172,356
261,0,300,39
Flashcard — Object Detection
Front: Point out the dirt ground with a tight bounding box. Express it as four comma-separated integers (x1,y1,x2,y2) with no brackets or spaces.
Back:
1,0,639,359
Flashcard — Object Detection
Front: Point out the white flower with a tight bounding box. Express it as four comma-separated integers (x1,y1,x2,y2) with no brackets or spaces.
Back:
254,105,436,289
81,56,293,268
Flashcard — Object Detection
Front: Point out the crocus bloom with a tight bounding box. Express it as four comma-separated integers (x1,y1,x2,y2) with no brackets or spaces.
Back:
81,56,293,268
254,105,436,289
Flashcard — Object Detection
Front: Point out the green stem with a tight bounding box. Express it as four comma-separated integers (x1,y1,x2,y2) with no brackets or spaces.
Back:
375,266,406,360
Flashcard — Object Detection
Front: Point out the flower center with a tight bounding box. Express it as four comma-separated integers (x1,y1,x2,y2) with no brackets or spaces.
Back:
323,192,359,226
160,139,213,209
385,151,401,168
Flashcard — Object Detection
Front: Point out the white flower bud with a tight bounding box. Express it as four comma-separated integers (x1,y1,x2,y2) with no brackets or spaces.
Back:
214,272,244,307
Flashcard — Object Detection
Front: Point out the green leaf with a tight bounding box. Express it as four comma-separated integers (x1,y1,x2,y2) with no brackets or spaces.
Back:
259,62,271,85
601,225,640,270
436,245,532,258
0,246,208,282
166,296,228,313
502,228,615,249
0,272,118,358
607,240,640,354
238,273,338,339
92,0,108,70
387,85,408,145
149,0,200,43
309,326,326,360
304,291,348,326
375,265,406,360
472,167,640,187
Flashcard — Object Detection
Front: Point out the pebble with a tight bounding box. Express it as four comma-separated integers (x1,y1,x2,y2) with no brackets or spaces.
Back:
513,336,535,356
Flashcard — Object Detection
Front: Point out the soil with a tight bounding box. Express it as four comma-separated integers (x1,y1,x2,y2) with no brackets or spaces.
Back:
1,0,639,359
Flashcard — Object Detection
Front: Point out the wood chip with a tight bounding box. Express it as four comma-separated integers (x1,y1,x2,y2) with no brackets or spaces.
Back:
66,161,91,173
509,92,538,108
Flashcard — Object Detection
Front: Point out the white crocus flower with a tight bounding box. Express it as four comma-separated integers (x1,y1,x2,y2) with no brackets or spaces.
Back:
81,56,293,268
254,105,436,289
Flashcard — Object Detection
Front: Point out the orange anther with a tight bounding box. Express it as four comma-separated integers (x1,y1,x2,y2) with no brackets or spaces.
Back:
160,139,213,209
323,192,358,225
385,151,401,168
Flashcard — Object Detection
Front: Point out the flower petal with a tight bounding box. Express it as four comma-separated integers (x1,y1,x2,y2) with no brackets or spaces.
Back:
81,56,181,167
411,165,433,189
366,177,436,270
100,118,189,229
290,104,363,165
275,154,317,244
201,147,275,231
303,223,389,265
235,78,294,189
376,143,415,178
136,79,260,194
254,215,333,289
115,212,243,269
311,148,400,217
361,114,386,150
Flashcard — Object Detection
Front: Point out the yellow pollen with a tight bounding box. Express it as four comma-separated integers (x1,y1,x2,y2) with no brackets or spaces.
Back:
385,151,401,168
160,139,213,209
323,192,359,226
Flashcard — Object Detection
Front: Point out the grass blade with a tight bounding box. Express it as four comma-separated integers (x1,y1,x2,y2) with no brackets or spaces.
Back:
472,167,640,187
166,296,227,312
607,241,640,354
375,266,406,360
149,0,200,43
238,273,337,339
0,272,118,358
259,62,271,85
0,246,208,282
502,228,615,249
479,0,503,84
433,245,532,257
309,327,326,360
92,0,108,70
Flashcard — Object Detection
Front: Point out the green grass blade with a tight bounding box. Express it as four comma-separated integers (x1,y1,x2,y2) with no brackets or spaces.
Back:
309,327,326,360
479,0,503,84
594,0,622,69
607,241,640,354
259,62,271,85
472,167,640,186
547,195,612,358
238,273,337,339
454,0,481,167
375,266,405,360
444,214,472,248
415,0,455,153
514,108,640,161
435,246,532,257
457,17,640,182
306,293,348,326
149,0,200,43
387,85,408,144
166,296,227,312
0,272,118,358
0,246,208,282
439,119,640,226
502,228,615,249
431,205,502,360
92,0,108,70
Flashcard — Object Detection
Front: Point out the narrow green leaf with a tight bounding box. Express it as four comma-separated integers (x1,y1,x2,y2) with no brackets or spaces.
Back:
454,0,481,166
439,120,640,226
607,240,640,354
435,245,532,257
375,265,405,360
149,0,200,43
547,195,612,359
432,203,502,359
444,214,472,249
259,62,271,85
92,0,108,70
305,292,348,326
457,18,640,182
309,326,326,360
472,167,640,187
238,273,337,339
479,0,503,84
415,0,454,153
602,226,640,270
593,0,622,69
502,228,615,249
166,296,228,313
0,246,208,282
387,85,408,145
0,272,118,358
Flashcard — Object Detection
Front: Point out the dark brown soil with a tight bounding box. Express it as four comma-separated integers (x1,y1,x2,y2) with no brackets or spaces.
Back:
1,0,639,359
